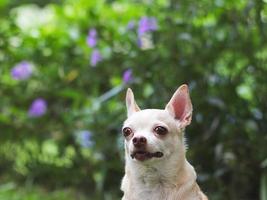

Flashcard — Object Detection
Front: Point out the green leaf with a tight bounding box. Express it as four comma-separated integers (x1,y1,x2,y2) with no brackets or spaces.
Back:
236,84,253,101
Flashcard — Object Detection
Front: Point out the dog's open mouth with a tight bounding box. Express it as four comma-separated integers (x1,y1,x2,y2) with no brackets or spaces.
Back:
130,151,163,161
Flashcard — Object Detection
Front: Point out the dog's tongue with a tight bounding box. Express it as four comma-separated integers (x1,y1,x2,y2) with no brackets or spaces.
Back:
134,151,149,161
132,151,163,161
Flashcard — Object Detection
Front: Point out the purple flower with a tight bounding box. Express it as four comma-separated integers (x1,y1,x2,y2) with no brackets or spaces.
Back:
123,69,133,83
28,98,47,117
138,17,158,36
11,61,33,80
86,28,98,47
127,20,135,30
78,130,93,148
90,49,102,67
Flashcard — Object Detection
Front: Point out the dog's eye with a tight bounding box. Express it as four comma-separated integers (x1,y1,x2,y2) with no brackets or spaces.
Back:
122,127,132,137
154,126,168,135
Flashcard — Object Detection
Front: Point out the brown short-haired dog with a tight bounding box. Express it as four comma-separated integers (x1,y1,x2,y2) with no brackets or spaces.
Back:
121,84,208,200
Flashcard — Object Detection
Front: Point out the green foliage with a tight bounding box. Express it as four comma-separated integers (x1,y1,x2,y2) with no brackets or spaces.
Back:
261,173,267,200
0,182,87,200
0,0,267,199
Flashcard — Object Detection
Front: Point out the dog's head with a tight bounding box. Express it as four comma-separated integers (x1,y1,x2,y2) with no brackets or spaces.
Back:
122,84,193,164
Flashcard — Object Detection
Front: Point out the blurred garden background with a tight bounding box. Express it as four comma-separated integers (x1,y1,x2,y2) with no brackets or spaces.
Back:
0,0,267,199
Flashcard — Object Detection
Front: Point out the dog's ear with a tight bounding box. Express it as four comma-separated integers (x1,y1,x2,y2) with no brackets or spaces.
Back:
126,88,141,117
165,84,193,127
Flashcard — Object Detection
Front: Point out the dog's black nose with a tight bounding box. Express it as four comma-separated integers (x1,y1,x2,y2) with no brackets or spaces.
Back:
132,136,147,148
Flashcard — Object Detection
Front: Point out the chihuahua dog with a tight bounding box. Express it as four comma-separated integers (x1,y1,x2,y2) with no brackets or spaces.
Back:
121,84,208,200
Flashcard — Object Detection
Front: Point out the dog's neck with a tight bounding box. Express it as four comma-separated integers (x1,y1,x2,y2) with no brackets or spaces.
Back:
122,153,198,200
124,151,196,189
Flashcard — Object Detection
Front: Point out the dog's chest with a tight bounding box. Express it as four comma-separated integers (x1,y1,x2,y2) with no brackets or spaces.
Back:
132,182,168,200
130,172,175,200
127,183,200,200
122,173,201,200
